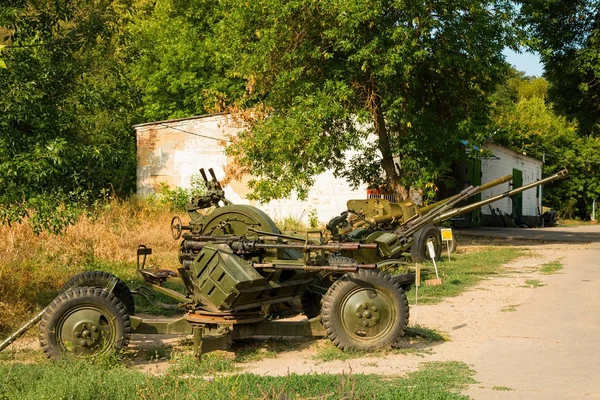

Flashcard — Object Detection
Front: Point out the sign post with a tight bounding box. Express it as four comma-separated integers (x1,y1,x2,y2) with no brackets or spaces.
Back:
424,241,443,286
440,228,454,261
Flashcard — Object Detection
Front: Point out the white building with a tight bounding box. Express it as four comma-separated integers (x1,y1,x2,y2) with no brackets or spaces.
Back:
480,143,543,226
449,142,543,227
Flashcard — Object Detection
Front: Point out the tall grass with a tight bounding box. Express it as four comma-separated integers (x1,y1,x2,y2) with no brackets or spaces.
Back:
0,198,181,336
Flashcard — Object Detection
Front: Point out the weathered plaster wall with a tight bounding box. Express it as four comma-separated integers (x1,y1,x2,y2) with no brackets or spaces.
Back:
135,114,367,223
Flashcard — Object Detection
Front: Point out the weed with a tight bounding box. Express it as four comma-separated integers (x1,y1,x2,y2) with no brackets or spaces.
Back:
146,346,170,361
274,216,308,232
232,338,291,363
308,208,319,228
501,304,520,312
311,340,365,362
540,261,563,275
524,279,545,288
0,198,180,337
167,352,237,376
405,325,449,342
492,386,515,391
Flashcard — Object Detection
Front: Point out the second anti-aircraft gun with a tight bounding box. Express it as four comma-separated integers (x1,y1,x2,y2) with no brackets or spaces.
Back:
326,169,568,265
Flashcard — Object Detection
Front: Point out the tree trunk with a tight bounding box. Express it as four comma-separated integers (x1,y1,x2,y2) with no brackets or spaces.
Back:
372,94,410,201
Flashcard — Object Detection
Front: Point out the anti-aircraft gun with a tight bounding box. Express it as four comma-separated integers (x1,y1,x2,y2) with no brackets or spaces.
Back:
326,169,569,265
5,169,410,360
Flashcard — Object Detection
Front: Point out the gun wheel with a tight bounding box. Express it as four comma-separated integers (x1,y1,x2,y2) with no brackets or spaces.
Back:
411,224,442,262
321,270,408,351
60,271,135,315
40,287,131,359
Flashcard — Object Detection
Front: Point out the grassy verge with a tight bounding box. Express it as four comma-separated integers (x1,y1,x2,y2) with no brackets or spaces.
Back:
402,247,525,305
0,357,475,399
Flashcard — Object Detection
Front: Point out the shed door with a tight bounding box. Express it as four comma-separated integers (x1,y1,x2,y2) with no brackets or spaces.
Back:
469,160,482,226
511,168,523,219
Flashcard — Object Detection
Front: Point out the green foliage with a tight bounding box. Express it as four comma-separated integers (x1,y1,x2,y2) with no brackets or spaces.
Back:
0,44,6,69
307,208,319,229
220,0,516,201
154,173,207,210
0,0,141,232
490,70,600,218
519,0,600,137
126,0,243,121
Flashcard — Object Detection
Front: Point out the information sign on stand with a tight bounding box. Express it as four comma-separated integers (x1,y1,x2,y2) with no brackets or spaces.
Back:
440,228,454,261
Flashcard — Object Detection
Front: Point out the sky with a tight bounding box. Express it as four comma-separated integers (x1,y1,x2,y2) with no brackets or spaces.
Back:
503,48,545,77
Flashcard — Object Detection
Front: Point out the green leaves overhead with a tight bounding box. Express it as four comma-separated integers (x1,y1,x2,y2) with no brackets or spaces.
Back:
519,0,600,136
219,0,516,200
0,0,140,232
127,0,244,121
490,70,600,218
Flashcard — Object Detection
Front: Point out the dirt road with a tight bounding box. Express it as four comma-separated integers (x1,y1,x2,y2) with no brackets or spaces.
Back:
464,240,600,399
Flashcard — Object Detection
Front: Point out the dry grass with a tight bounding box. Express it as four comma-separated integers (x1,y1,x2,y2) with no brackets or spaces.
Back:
0,198,181,336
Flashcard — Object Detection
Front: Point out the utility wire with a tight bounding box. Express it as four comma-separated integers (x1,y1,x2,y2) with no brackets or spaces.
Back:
155,122,230,143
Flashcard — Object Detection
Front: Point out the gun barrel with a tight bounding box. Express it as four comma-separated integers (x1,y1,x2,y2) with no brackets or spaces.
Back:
182,240,378,252
357,174,513,227
199,168,209,183
434,169,568,223
419,174,513,215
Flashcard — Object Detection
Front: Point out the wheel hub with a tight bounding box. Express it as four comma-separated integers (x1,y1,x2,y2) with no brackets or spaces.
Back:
354,302,380,327
72,321,101,348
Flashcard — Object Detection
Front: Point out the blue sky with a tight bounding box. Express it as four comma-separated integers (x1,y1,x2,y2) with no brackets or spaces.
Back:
503,48,544,77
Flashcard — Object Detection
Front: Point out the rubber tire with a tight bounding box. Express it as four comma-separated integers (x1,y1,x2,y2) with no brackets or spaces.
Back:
301,256,355,319
411,224,442,263
60,271,135,315
40,287,131,359
321,270,409,351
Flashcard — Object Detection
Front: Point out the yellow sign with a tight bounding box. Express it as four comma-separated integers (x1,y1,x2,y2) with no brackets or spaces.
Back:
440,228,453,241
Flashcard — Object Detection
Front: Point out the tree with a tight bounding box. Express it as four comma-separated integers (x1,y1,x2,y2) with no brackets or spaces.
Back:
519,0,600,136
126,0,243,121
490,71,600,218
218,0,516,201
0,0,140,232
